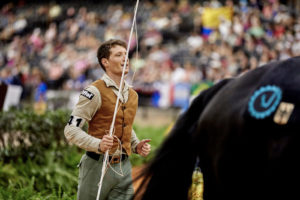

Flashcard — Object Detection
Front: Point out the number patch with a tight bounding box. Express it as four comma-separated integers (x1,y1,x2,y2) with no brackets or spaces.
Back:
81,89,94,100
68,115,83,127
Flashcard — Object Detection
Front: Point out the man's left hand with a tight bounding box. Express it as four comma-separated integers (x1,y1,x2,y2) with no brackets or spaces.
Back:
136,139,151,157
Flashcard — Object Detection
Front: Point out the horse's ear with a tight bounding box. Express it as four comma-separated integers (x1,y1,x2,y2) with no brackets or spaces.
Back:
136,78,233,200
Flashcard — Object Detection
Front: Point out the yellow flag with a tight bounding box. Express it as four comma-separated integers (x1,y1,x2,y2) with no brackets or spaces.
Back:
202,7,233,29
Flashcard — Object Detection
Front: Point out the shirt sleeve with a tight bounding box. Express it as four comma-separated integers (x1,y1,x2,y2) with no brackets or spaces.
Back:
131,129,140,154
64,85,102,153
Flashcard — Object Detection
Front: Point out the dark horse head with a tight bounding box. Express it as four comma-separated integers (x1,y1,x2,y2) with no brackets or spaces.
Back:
136,57,300,200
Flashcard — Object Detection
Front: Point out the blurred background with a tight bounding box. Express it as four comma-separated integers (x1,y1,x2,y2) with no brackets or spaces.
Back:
1,0,300,199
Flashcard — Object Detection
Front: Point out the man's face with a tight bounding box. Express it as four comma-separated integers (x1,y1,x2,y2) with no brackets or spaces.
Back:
104,45,129,76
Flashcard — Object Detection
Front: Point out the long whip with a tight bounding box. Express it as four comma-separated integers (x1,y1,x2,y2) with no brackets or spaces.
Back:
96,1,140,199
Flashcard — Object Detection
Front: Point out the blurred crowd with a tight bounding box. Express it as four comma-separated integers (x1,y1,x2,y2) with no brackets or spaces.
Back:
0,0,299,108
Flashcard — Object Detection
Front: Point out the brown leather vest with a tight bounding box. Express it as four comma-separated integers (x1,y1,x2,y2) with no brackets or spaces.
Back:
88,80,138,155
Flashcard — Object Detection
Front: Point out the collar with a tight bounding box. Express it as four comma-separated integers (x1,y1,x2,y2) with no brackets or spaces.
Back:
101,73,130,92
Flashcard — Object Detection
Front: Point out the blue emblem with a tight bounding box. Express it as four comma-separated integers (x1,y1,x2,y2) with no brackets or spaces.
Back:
248,85,282,119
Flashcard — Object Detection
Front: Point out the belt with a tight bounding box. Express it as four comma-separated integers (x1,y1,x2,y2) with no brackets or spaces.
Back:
86,151,128,164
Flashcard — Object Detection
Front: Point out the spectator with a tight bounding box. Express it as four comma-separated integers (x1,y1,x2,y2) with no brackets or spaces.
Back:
0,0,300,110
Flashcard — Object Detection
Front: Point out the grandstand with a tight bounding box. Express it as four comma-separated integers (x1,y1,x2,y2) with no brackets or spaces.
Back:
1,0,300,111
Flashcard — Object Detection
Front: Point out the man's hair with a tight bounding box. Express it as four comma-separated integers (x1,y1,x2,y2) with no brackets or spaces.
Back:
97,39,127,71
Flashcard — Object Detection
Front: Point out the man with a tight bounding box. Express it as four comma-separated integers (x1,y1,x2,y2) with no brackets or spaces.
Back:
64,39,151,200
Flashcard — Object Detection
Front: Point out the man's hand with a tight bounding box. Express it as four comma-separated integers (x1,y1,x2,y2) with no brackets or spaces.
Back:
136,139,151,157
99,135,114,152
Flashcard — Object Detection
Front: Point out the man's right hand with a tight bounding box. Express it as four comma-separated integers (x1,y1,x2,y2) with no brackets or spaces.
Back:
99,135,114,152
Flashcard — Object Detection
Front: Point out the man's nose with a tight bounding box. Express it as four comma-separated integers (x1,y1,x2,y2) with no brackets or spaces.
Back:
122,55,129,63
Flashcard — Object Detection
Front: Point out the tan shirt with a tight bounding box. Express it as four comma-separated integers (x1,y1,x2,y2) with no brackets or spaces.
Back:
64,73,140,154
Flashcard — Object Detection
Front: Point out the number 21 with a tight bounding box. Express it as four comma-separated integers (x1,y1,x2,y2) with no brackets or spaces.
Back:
68,116,82,127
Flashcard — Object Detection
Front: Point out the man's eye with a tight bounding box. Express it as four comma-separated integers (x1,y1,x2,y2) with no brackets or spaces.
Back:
116,52,126,56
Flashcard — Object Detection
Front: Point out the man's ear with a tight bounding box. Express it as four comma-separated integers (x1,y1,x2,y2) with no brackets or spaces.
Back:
101,58,109,69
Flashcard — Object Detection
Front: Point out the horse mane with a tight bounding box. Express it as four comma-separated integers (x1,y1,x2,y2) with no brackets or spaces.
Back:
134,78,232,200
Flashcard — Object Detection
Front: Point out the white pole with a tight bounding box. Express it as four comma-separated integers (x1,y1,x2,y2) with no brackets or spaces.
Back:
96,1,139,199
